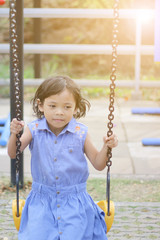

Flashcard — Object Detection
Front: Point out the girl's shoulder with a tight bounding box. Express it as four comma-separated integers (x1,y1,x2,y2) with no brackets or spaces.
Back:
27,118,45,136
69,118,88,133
74,121,88,133
28,118,41,128
73,120,88,142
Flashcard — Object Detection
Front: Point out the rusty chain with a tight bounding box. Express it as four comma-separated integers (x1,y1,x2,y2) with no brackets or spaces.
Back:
107,0,119,168
106,0,119,216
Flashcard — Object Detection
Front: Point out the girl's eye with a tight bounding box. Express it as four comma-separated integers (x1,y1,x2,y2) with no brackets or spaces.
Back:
49,105,56,108
65,106,71,109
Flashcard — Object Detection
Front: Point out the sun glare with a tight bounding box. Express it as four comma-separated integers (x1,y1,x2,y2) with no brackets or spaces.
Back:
136,10,153,24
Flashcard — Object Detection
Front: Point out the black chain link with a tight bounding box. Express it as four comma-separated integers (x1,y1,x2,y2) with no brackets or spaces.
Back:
106,0,119,216
10,0,22,173
10,0,22,217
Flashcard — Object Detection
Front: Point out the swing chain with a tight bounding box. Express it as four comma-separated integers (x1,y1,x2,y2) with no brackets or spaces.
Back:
106,0,119,217
10,0,22,173
107,0,119,167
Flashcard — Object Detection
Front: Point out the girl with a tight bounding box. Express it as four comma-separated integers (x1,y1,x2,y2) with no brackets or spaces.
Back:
8,76,118,240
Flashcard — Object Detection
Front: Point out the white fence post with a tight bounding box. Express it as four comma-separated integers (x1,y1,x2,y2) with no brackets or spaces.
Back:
133,16,142,98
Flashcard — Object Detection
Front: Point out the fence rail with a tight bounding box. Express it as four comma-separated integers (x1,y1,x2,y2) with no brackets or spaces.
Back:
1,78,160,88
0,8,155,19
0,43,154,55
0,8,158,92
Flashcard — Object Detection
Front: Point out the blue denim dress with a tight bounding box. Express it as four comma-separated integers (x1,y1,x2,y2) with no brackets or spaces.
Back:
18,117,107,240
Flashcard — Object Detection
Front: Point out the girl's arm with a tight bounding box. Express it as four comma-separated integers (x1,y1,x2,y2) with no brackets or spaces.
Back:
84,133,118,171
7,118,32,159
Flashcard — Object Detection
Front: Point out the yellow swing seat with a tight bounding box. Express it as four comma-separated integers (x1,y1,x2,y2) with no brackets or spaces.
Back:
97,200,115,233
12,198,114,232
12,199,25,231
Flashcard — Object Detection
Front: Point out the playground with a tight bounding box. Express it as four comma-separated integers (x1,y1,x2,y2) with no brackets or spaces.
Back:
1,97,160,177
0,0,160,239
0,97,160,239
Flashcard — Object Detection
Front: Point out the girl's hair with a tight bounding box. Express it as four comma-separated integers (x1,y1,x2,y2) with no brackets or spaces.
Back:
32,76,90,119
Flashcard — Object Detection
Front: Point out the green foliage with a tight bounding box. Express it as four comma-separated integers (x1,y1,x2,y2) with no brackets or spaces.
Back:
82,87,110,98
0,87,9,98
41,0,115,9
24,65,34,79
0,57,9,79
42,55,72,77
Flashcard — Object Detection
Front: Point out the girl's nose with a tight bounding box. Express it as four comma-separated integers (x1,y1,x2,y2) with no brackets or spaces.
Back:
55,108,64,115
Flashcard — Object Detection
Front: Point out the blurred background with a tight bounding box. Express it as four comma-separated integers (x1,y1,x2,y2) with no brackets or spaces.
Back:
0,0,159,101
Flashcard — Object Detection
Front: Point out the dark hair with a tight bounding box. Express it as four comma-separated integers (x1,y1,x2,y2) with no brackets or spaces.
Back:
32,76,90,119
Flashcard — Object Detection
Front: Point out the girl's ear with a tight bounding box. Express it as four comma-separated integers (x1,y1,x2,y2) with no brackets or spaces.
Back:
73,108,78,118
73,108,77,115
37,98,44,112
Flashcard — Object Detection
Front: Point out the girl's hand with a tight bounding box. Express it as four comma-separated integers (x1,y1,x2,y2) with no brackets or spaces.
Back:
103,133,118,149
10,118,25,135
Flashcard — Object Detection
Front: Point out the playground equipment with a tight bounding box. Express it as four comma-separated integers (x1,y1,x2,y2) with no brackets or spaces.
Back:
142,138,160,146
0,118,7,134
10,0,24,231
10,0,119,233
131,107,160,115
97,0,119,233
131,106,160,146
0,114,10,147
131,107,160,146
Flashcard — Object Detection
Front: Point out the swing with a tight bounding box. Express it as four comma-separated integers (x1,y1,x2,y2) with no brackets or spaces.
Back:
97,0,119,233
10,0,25,231
11,0,119,232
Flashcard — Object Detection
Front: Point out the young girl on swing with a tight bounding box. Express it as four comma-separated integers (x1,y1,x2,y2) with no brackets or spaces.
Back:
8,75,118,240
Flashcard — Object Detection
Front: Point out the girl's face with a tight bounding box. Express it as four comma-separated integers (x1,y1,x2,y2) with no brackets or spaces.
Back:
38,89,77,135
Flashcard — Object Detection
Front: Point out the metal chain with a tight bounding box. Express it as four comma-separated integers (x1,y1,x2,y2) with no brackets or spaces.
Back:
10,0,22,174
106,0,119,216
107,0,119,168
10,0,22,217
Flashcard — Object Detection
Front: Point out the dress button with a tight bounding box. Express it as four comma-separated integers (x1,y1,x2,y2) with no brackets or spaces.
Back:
57,204,60,208
54,140,57,144
59,232,62,235
57,216,61,220
55,176,59,180
54,158,57,162
69,149,73,153
57,191,60,194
